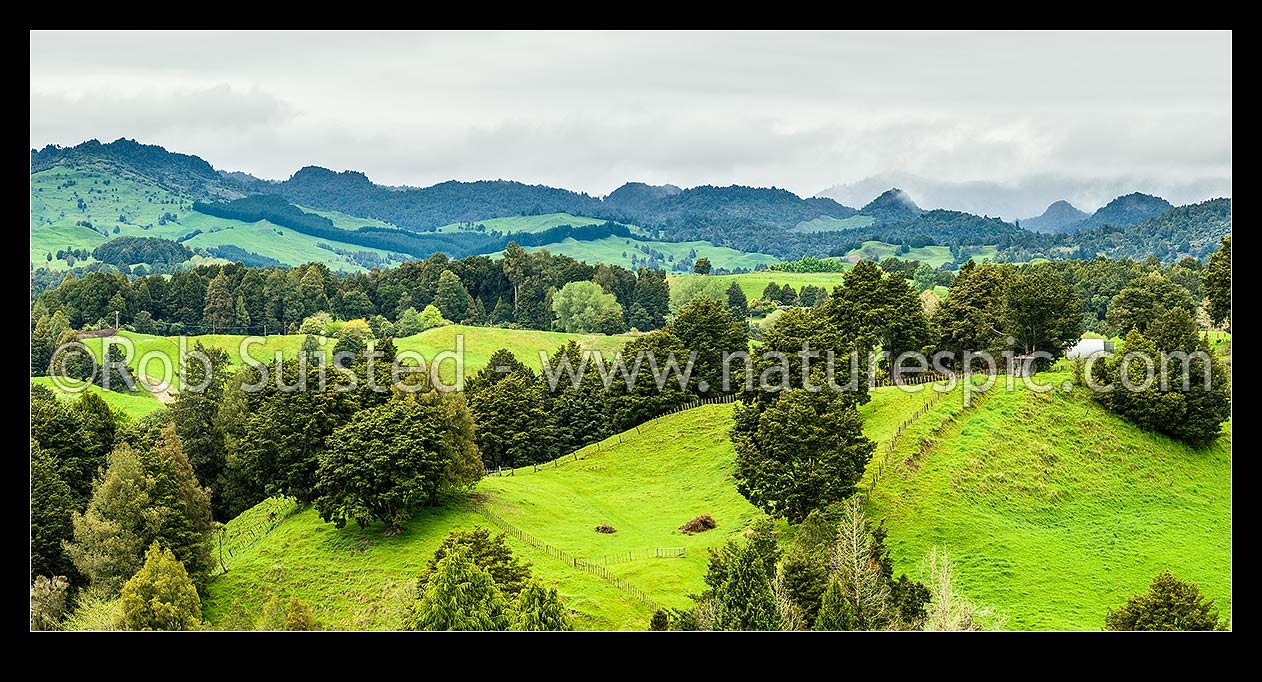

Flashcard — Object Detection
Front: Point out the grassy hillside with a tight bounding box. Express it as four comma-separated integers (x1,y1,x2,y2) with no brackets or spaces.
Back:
866,372,1232,629
31,166,407,272
202,377,1228,630
202,386,939,630
841,241,961,268
791,215,875,232
670,271,850,301
297,205,401,231
30,376,165,420
79,325,630,390
432,212,637,235
204,496,653,630
495,236,778,273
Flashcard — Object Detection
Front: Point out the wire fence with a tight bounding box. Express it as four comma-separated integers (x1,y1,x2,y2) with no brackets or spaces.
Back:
478,506,660,613
866,386,947,497
864,379,997,498
215,497,303,573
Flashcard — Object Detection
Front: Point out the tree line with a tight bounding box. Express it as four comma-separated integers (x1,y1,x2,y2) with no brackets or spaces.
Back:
30,245,672,368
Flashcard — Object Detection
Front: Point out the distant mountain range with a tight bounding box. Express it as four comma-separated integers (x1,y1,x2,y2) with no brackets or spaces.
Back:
31,138,1231,265
1021,193,1175,234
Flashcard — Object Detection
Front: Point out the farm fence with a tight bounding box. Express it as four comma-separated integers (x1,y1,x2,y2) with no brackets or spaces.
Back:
864,378,997,499
216,497,302,573
478,505,660,613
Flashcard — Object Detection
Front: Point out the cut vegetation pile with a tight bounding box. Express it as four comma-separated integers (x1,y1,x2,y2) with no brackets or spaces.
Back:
679,514,717,534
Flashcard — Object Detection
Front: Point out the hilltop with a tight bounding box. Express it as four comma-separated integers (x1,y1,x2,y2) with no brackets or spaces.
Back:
859,188,924,224
1080,192,1174,230
867,373,1231,629
1022,200,1090,233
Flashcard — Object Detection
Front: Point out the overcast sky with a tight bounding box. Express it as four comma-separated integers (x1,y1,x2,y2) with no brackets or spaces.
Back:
30,30,1231,217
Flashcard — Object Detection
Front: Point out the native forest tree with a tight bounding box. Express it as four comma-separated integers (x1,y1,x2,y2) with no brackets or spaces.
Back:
314,393,481,530
551,280,625,334
1202,236,1231,329
1104,570,1226,631
117,542,202,631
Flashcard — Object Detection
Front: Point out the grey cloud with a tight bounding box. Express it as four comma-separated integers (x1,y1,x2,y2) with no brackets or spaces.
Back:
30,31,1231,208
31,85,293,143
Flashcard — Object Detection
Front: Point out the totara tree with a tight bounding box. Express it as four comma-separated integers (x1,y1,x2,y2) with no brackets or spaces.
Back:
512,580,573,631
433,270,473,323
65,426,214,595
406,546,511,631
418,526,532,598
814,577,857,630
912,263,936,293
395,306,424,336
1003,270,1082,360
632,268,670,330
1089,310,1230,445
725,281,749,321
693,257,712,275
171,341,231,518
1104,569,1226,631
468,372,552,469
1104,273,1196,336
1201,236,1230,329
31,442,77,581
202,273,234,334
666,297,749,395
707,538,782,631
118,542,202,631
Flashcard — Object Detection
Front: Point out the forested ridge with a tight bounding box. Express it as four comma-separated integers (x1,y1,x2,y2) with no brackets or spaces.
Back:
33,138,1232,265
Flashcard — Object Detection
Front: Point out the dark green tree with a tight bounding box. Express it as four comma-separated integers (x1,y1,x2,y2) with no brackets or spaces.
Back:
731,389,875,522
1105,273,1196,336
434,270,473,322
202,273,234,334
632,268,670,330
814,577,857,630
1105,570,1225,631
1003,270,1083,360
171,342,231,517
710,538,781,631
31,442,77,581
666,298,749,395
1202,236,1230,329
725,281,748,321
693,257,712,275
407,546,510,631
512,580,573,631
418,527,532,598
314,393,481,530
490,296,514,325
469,372,552,469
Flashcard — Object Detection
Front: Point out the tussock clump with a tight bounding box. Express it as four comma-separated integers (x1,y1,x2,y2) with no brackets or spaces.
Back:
594,524,616,534
679,514,717,535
